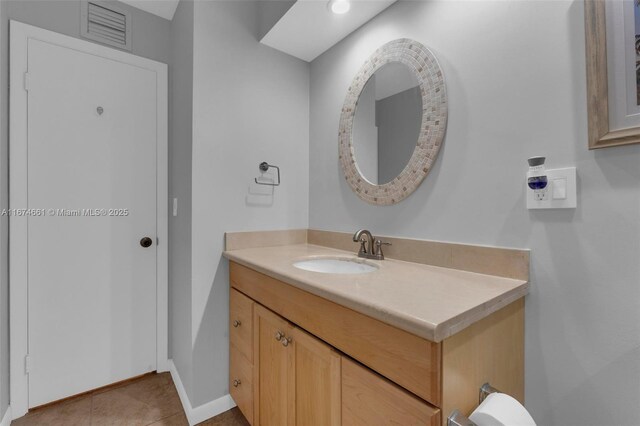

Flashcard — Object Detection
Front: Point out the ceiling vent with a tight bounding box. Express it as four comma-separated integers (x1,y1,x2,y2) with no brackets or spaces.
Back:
80,1,132,51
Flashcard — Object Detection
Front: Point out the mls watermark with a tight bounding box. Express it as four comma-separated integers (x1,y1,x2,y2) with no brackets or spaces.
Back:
0,208,130,217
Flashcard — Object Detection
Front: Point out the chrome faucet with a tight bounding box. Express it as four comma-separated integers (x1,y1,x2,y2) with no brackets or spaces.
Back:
352,229,391,260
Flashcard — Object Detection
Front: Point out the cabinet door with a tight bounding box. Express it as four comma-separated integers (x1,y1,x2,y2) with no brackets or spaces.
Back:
254,305,294,426
291,327,341,426
342,357,440,426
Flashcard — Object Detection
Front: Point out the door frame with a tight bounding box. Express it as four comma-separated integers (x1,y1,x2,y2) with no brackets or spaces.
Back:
9,21,169,418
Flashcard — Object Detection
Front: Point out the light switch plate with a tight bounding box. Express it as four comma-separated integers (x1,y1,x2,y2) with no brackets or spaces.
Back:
552,177,567,199
526,167,576,209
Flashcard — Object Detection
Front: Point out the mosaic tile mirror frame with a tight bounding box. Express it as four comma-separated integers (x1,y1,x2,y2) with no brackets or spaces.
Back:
338,38,448,205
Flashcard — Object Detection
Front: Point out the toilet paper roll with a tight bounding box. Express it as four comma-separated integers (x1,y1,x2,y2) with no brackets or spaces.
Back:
468,393,536,426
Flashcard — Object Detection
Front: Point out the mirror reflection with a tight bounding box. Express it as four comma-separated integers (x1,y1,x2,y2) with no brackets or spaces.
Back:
352,62,422,185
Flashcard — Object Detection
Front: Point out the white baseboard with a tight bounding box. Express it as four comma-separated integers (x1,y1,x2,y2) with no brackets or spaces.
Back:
168,360,236,426
1,406,12,426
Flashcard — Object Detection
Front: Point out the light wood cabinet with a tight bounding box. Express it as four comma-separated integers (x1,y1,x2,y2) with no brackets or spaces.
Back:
342,357,440,426
230,288,254,362
251,304,341,426
230,343,254,424
290,327,341,426
254,304,293,426
229,262,524,426
230,288,255,425
230,261,441,405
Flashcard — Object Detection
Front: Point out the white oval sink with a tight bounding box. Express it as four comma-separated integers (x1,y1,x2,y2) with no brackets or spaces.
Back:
293,257,378,274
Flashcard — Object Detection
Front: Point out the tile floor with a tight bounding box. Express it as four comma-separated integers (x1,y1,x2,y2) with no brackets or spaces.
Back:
12,373,250,426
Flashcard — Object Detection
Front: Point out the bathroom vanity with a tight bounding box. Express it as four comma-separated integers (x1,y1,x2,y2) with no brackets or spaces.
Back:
223,230,529,426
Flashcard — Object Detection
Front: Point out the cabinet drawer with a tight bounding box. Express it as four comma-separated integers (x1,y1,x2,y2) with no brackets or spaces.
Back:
230,288,254,362
342,357,440,426
230,344,254,425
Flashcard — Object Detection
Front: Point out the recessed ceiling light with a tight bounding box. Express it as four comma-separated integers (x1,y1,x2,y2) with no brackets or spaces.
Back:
328,0,351,15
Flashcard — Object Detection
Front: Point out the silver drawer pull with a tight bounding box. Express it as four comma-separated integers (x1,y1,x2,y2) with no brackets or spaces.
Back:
233,379,241,387
275,331,284,341
233,320,241,328
282,337,292,347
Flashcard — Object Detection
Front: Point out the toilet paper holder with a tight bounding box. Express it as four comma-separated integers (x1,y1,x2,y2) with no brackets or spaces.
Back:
447,383,500,426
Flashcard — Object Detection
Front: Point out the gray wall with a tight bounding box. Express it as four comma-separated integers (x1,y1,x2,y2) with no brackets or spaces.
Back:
169,0,194,402
0,1,172,418
3,1,171,63
376,86,421,184
309,1,640,425
189,0,309,407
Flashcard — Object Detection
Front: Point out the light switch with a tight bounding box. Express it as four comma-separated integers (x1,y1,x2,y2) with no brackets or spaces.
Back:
552,178,567,200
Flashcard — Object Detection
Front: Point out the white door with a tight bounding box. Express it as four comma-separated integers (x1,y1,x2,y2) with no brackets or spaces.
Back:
26,38,158,407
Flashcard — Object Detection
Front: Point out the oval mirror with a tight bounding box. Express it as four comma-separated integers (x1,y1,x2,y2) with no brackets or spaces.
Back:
339,39,448,205
352,62,422,185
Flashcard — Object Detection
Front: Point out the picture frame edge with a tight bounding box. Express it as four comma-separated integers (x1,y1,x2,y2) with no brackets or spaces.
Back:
585,0,640,150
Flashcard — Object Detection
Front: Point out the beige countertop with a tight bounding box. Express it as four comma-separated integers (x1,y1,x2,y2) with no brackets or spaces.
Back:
223,243,528,342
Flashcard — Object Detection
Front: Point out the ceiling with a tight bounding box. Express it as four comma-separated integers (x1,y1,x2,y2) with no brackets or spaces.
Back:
119,0,180,21
261,0,397,62
117,0,396,58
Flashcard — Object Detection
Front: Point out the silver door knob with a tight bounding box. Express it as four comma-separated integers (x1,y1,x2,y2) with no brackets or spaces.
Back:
233,379,241,387
275,331,284,341
233,320,241,328
282,337,291,347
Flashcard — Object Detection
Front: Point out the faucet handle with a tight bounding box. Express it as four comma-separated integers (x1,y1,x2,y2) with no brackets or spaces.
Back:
375,239,391,259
